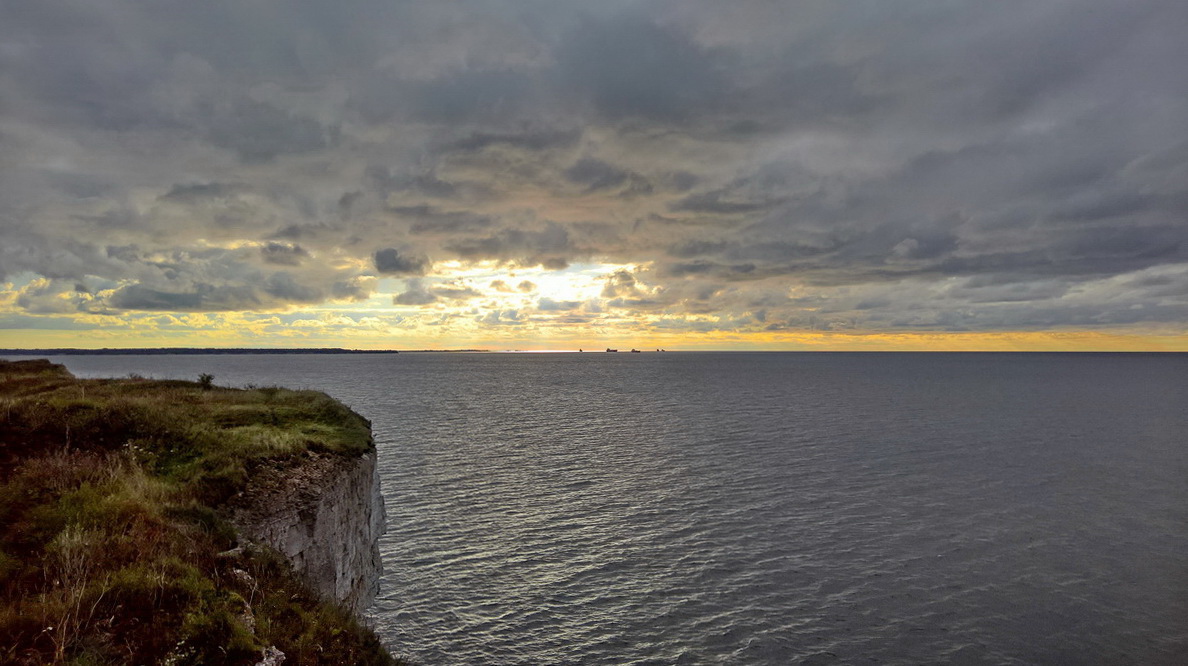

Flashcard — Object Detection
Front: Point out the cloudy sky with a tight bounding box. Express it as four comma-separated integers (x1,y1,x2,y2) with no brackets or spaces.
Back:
2,1,1186,350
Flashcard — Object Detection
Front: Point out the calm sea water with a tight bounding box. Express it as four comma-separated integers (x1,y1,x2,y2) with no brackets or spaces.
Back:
20,352,1188,665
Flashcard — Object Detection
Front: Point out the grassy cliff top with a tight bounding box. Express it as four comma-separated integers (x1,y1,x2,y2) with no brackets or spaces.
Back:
0,359,396,665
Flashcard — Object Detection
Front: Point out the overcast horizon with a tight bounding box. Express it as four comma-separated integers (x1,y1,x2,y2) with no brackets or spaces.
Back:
2,1,1186,350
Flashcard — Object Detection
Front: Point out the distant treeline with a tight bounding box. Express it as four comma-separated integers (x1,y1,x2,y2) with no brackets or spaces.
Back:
0,348,399,355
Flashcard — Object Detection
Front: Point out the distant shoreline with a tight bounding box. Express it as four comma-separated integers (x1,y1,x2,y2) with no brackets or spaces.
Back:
0,347,404,355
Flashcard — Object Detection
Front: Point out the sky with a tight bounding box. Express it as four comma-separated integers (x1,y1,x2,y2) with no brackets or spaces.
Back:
1,1,1186,351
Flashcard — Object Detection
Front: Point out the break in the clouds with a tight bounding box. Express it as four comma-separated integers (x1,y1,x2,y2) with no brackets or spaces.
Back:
1,0,1186,347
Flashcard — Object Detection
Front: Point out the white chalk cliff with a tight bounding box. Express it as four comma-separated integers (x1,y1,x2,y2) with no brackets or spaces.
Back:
231,448,386,614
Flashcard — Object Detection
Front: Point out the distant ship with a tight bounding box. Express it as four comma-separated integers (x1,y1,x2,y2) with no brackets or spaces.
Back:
630,349,641,353
605,348,618,352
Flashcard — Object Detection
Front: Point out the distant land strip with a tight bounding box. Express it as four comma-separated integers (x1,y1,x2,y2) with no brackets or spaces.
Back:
0,347,402,355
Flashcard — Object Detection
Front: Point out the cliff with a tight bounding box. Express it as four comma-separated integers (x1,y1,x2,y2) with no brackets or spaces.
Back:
0,359,396,665
232,449,386,614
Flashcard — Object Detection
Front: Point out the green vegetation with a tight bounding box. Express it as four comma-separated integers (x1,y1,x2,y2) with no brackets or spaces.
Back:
0,360,398,665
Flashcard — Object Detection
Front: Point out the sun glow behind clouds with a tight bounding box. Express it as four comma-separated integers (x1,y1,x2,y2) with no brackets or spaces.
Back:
3,261,1188,350
434,260,634,300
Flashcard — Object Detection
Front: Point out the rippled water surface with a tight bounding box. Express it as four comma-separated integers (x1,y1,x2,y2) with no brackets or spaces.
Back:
35,352,1188,664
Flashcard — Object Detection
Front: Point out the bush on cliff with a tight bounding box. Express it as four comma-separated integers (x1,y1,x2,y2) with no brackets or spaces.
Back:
0,359,399,665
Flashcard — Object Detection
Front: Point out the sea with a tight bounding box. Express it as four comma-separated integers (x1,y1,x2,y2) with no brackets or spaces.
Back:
18,352,1188,665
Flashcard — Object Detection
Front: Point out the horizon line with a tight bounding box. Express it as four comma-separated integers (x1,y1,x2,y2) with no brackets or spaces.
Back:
3,347,1185,355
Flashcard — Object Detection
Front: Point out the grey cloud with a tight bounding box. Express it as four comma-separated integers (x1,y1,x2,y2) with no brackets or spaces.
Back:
260,242,310,265
446,129,581,154
548,314,593,325
159,182,245,203
394,279,437,306
668,240,732,259
330,277,374,301
85,244,373,312
601,270,640,299
374,248,429,275
1,235,133,283
537,297,582,311
564,158,630,192
478,309,523,326
668,164,806,216
394,291,436,306
670,191,776,215
554,13,731,122
270,223,338,241
14,281,92,314
263,272,323,303
663,261,756,279
744,60,879,131
488,278,537,294
432,285,482,300
408,70,538,124
964,282,1073,304
366,167,462,199
204,100,335,163
666,171,700,192
338,191,364,217
356,68,540,125
397,207,496,236
445,224,572,268
606,297,662,310
107,285,213,311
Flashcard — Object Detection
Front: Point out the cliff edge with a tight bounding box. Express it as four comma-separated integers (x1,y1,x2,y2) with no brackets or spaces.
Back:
0,359,397,665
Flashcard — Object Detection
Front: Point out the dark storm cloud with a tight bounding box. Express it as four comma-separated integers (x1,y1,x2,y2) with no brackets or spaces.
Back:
1,0,1185,332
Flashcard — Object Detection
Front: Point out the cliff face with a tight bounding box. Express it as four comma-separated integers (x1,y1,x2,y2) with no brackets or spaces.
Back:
231,448,386,614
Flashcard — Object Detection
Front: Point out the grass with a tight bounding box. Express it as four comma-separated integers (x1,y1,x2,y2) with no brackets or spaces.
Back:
0,359,399,665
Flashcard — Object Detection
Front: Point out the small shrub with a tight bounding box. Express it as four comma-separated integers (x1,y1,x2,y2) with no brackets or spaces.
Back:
197,374,215,390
